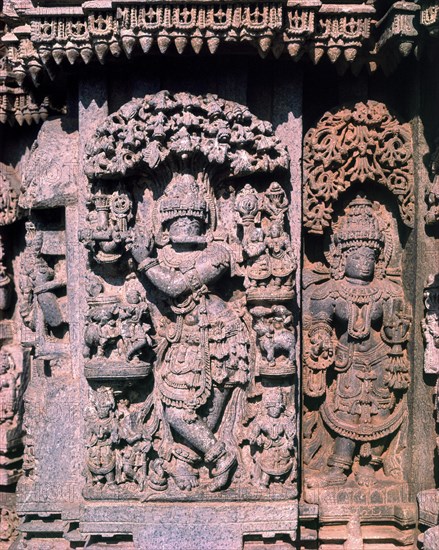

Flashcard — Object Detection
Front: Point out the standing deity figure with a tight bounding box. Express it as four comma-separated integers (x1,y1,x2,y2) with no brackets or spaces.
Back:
132,174,249,492
305,196,411,487
249,387,296,489
85,387,119,487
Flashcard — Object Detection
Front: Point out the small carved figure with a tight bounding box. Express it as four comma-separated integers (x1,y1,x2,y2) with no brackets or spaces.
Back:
422,274,439,374
81,189,133,263
19,221,65,330
252,305,296,370
243,228,270,289
114,398,151,490
0,351,17,424
83,303,119,358
236,183,296,298
118,289,153,361
0,235,11,311
426,141,439,225
265,222,295,290
85,387,118,487
249,387,296,488
304,196,411,487
262,181,289,221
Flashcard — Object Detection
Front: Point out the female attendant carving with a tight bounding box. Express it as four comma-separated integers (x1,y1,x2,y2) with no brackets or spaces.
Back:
249,388,296,489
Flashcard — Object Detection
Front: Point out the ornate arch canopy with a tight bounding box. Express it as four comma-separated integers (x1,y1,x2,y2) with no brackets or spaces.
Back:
303,100,414,235
84,90,289,185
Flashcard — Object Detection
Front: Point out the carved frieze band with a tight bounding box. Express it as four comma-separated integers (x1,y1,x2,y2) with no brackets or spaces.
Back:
0,0,422,91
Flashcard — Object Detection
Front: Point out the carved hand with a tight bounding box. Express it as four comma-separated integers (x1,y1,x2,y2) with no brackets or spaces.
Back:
310,331,333,362
130,227,154,264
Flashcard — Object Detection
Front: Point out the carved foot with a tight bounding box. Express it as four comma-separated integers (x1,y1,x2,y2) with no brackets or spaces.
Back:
308,466,348,488
168,457,199,492
209,450,236,492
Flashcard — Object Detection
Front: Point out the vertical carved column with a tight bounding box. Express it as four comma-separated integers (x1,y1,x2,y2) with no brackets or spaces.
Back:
418,276,439,549
13,109,82,546
0,164,23,548
302,100,416,549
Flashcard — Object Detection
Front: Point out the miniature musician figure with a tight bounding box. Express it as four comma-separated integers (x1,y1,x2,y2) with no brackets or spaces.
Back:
249,388,296,489
132,174,249,492
305,196,411,487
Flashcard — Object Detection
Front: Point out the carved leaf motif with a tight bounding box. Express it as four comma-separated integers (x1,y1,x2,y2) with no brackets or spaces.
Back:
230,150,254,174
143,142,162,169
303,101,414,234
84,91,288,182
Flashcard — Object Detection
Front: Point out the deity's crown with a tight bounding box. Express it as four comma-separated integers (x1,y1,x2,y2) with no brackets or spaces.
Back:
160,174,207,223
263,387,285,408
335,195,384,250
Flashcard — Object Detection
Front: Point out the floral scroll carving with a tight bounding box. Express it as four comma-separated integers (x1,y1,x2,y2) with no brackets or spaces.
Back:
82,91,297,500
303,101,414,235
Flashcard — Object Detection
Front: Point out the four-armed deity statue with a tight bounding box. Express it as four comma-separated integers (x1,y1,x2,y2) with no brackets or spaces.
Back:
304,196,411,487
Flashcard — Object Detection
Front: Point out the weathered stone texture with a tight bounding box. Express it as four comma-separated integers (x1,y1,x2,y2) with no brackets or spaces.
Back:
0,1,438,548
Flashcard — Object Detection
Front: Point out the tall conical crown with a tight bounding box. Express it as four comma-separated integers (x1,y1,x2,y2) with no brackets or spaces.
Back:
335,195,384,250
159,174,207,224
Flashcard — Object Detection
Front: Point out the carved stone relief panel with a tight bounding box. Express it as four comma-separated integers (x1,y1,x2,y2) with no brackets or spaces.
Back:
0,164,26,547
80,91,299,515
302,100,416,549
418,275,439,549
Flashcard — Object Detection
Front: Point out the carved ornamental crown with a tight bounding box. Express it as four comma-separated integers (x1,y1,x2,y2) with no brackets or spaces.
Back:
335,196,384,251
159,175,208,224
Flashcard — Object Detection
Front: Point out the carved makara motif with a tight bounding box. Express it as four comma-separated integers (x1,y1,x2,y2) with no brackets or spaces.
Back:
303,195,411,489
303,101,414,235
82,91,297,499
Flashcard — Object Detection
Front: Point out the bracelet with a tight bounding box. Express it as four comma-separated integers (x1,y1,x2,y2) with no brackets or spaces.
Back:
138,258,159,272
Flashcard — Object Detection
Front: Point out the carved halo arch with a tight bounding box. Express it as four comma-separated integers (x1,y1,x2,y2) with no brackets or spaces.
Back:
303,100,414,235
84,90,289,199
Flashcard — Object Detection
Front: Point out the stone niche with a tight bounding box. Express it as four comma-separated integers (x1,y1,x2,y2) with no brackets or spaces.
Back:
10,63,303,550
0,14,437,548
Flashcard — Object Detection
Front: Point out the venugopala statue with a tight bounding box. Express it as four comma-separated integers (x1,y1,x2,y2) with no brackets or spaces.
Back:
132,174,249,492
304,196,411,487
